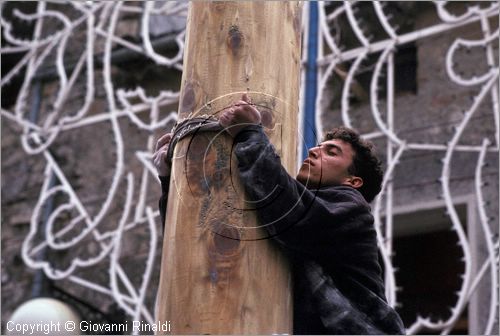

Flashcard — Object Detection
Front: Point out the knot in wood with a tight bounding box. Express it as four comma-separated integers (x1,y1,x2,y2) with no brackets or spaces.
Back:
227,25,244,55
213,226,241,255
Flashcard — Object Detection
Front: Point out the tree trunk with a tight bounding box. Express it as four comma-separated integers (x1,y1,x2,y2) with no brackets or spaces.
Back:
156,2,302,334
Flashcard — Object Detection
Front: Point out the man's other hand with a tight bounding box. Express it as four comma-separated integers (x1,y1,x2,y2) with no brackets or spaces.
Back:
219,93,262,137
153,133,173,177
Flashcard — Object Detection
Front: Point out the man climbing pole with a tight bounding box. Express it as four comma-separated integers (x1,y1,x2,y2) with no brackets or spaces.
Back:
154,94,405,335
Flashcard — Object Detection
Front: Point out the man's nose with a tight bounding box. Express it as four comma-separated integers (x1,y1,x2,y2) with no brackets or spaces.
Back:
308,146,320,158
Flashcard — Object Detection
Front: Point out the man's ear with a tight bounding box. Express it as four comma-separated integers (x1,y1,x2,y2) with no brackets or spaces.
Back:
343,176,363,189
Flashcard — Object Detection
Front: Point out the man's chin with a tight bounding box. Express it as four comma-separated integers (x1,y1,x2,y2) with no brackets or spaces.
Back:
296,174,319,189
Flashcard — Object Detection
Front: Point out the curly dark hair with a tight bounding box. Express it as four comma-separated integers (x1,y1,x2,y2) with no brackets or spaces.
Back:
324,126,384,203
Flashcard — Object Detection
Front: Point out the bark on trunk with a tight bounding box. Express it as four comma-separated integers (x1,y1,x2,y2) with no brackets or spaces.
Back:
156,2,302,334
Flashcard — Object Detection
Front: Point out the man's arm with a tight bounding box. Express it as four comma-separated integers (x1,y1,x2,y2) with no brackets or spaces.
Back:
158,175,170,231
154,133,173,231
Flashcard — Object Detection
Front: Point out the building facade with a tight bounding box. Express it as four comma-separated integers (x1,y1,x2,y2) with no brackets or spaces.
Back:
1,1,498,334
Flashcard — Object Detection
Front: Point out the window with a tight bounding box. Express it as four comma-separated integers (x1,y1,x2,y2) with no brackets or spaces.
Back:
388,202,473,334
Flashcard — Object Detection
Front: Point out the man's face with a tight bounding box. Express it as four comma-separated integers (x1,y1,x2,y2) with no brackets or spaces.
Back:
296,139,362,189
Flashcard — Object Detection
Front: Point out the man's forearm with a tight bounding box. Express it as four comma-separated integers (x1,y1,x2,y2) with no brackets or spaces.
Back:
158,175,170,231
233,126,319,240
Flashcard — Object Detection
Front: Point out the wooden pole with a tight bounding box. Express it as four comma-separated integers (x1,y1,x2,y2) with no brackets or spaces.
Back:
156,2,302,334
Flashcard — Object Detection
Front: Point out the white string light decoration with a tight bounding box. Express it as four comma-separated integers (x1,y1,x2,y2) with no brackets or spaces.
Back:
1,1,186,327
1,1,498,334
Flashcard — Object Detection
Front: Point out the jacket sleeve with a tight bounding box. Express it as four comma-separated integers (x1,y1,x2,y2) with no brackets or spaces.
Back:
158,175,170,233
233,126,374,260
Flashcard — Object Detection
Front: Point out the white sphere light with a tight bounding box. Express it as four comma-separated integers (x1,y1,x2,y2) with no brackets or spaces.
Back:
7,298,80,335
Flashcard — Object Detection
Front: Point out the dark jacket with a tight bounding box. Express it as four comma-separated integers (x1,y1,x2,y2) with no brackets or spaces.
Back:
159,125,405,335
